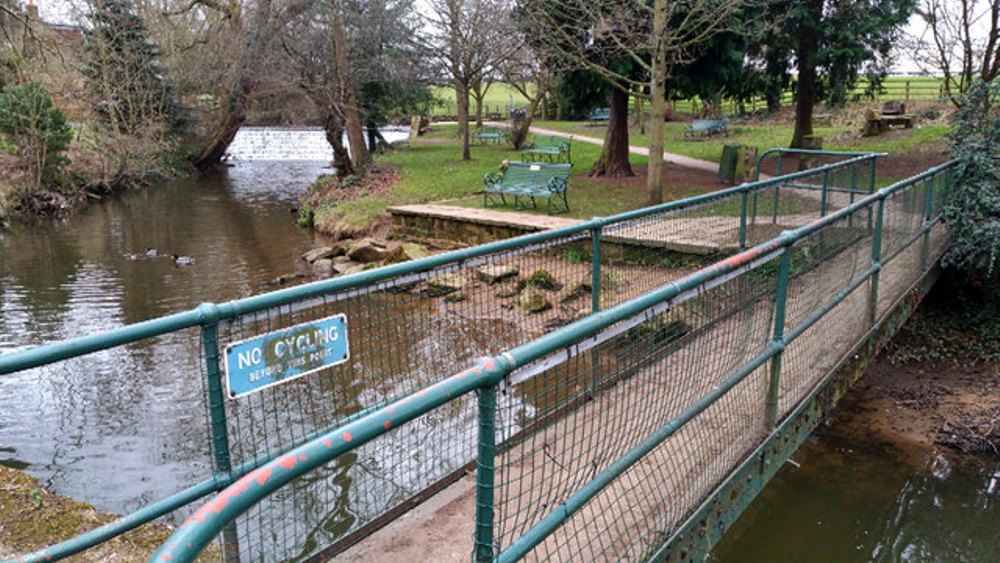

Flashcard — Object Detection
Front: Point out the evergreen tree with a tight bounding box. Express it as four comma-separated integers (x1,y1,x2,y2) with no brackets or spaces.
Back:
759,0,914,147
83,0,177,135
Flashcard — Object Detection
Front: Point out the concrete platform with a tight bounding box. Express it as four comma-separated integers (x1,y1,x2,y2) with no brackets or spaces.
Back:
388,204,735,254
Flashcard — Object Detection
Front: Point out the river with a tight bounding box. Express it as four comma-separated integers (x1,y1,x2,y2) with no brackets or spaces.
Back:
0,133,997,560
712,394,1000,562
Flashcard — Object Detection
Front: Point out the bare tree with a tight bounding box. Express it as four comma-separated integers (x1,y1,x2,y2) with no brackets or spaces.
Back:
280,0,427,174
522,0,742,205
422,0,518,161
156,0,315,170
911,0,1000,102
497,46,560,149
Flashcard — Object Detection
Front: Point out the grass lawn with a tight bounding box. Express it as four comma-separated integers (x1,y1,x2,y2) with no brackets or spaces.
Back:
321,124,716,232
533,120,951,169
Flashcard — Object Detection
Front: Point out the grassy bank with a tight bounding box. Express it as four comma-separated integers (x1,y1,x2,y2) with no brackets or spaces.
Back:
313,125,649,233
310,124,736,235
0,466,213,561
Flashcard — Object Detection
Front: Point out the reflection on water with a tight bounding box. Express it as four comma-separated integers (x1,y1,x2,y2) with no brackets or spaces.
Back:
0,160,335,514
0,145,533,560
711,419,1000,562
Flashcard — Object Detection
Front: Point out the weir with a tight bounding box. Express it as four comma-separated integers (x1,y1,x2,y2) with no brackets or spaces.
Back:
224,126,410,161
0,150,953,562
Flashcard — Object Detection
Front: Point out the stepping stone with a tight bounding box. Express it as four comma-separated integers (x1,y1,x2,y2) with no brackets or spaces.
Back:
477,264,519,284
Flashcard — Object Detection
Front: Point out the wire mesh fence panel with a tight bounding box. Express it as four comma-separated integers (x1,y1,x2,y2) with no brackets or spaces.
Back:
230,401,484,561
881,182,928,263
493,252,781,560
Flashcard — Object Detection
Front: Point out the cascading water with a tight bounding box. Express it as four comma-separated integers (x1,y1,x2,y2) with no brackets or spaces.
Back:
224,126,410,161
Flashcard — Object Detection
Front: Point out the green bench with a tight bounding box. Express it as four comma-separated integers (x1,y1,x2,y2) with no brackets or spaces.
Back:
521,134,572,163
473,125,507,145
483,160,573,214
683,118,729,139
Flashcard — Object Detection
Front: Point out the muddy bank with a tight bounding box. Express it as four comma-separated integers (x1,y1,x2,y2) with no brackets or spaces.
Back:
0,466,193,561
843,277,1000,457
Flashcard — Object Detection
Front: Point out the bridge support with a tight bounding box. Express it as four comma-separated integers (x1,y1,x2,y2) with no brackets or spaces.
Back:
651,264,941,562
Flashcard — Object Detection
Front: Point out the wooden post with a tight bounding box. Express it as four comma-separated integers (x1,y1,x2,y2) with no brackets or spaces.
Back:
905,80,910,103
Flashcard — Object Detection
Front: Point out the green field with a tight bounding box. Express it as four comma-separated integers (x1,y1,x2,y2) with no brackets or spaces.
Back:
429,84,531,116
429,76,949,116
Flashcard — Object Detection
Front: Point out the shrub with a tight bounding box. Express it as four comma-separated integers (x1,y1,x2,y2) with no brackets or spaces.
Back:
0,82,73,189
941,80,1000,282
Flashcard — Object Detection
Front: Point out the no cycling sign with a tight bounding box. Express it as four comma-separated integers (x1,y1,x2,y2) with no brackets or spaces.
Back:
223,314,349,399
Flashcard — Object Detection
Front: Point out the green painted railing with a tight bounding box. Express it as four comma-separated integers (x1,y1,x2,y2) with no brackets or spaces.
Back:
152,163,952,561
151,159,954,562
1,150,899,562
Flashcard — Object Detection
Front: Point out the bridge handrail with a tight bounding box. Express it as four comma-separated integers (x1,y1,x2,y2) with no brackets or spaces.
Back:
0,154,882,376
754,147,886,184
2,149,887,562
152,159,957,562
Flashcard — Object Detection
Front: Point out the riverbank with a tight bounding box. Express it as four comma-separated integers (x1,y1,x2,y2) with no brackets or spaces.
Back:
850,276,1000,456
304,116,952,242
0,131,191,228
0,466,178,560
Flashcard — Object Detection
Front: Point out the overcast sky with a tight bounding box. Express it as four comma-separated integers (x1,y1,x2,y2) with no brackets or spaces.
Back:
27,0,989,75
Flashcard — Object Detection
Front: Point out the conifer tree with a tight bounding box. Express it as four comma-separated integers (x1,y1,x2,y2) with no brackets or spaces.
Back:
83,0,176,135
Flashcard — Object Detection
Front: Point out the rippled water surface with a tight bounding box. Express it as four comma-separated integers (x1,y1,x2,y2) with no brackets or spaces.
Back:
0,160,336,513
712,416,1000,562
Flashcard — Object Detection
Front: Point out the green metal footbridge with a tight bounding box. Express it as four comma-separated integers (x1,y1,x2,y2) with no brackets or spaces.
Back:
0,149,954,562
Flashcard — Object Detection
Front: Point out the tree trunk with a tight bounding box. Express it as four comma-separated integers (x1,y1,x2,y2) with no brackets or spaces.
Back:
591,88,634,178
320,107,354,176
645,0,668,206
473,81,485,128
332,0,369,170
456,80,471,161
764,50,785,114
510,89,546,150
791,0,821,148
192,0,271,171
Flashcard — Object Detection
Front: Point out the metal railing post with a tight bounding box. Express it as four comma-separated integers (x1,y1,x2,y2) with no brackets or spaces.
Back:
739,187,749,250
590,226,602,315
766,248,792,429
589,225,603,395
868,156,877,193
820,170,830,218
848,163,859,227
771,154,783,225
869,197,886,327
198,303,241,561
474,385,497,562
867,157,877,231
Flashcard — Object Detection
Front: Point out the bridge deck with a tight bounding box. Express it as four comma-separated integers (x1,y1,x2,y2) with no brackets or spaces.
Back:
340,221,944,560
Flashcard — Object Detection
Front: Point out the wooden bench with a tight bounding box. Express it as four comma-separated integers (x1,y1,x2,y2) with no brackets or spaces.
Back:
683,118,728,139
862,107,913,136
588,107,610,123
483,160,573,214
521,135,572,163
473,125,507,145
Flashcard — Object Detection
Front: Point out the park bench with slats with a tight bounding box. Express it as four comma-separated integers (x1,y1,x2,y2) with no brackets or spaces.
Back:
521,134,572,163
483,160,573,214
683,118,729,139
588,107,610,123
473,125,507,145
